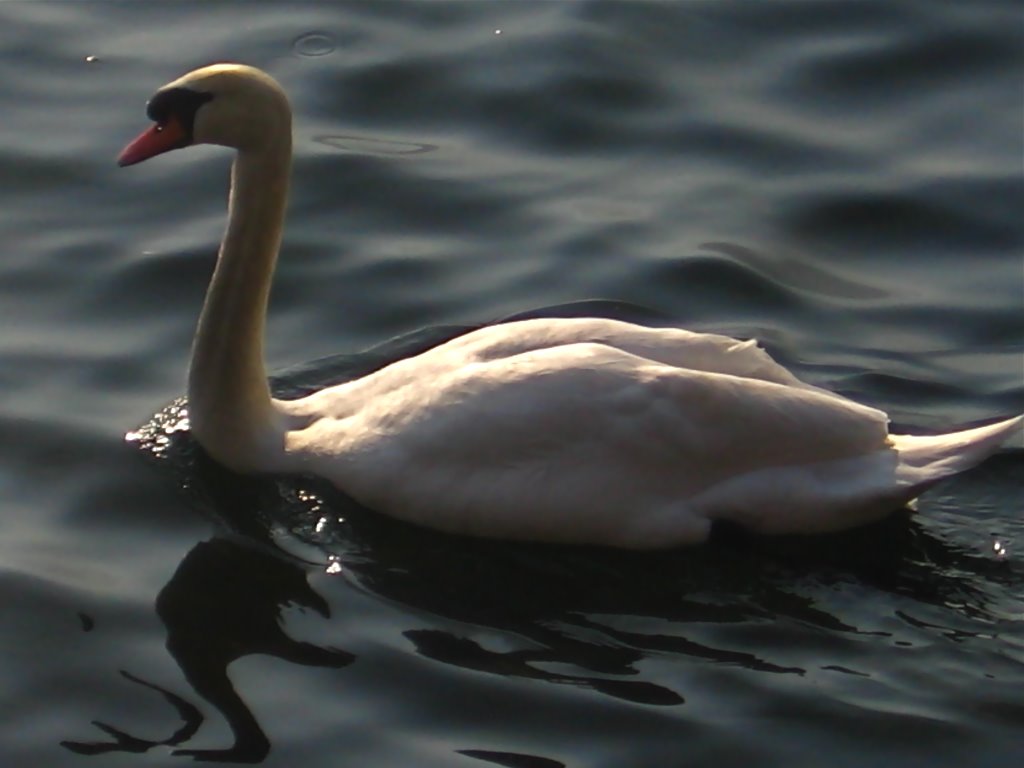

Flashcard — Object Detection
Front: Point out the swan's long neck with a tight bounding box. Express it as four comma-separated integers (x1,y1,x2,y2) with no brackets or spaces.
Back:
187,134,291,471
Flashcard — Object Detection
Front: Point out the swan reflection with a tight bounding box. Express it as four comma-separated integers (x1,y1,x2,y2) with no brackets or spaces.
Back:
62,536,353,762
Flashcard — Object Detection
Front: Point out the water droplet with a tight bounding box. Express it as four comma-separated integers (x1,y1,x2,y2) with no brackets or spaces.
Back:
293,31,337,57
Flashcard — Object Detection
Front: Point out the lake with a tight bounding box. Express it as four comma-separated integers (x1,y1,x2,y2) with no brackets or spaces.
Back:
0,2,1021,766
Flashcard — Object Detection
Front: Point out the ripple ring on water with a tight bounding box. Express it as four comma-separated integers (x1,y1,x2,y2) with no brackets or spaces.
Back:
293,32,337,57
314,134,438,156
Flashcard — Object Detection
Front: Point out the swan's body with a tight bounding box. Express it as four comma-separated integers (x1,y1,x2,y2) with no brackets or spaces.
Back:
119,64,1022,548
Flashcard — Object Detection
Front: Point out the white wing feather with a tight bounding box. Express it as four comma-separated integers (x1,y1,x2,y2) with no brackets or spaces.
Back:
278,318,1021,548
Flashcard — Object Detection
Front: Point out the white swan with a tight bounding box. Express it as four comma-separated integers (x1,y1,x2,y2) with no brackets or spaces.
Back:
118,64,1022,548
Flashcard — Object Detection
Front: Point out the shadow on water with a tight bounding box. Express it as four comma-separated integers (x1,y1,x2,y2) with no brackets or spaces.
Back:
62,302,1021,762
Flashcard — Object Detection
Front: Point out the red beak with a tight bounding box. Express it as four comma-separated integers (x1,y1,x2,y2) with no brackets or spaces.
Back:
117,116,187,167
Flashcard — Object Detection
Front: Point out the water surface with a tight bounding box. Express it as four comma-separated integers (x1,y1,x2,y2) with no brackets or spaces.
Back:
0,2,1021,766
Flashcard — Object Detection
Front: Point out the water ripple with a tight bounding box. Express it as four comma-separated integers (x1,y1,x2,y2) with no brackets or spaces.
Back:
2,1,1022,766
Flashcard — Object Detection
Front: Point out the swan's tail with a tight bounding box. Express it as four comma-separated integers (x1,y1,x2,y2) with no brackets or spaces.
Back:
891,414,1023,492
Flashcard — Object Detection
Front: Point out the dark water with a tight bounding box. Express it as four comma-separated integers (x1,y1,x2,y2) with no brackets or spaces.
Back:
1,2,1022,766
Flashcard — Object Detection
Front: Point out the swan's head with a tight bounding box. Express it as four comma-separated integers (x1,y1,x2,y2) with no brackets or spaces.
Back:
118,63,291,167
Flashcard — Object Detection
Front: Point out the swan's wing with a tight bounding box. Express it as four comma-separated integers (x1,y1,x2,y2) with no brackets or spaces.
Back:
283,317,819,424
445,317,816,389
292,342,890,545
